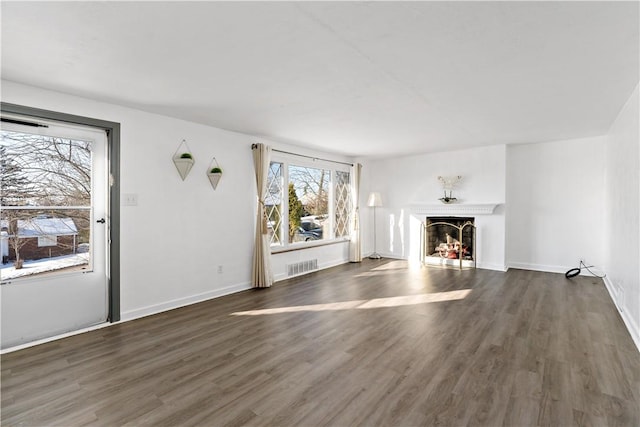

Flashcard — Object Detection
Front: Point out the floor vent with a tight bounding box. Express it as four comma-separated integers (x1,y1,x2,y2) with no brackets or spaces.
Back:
287,259,318,277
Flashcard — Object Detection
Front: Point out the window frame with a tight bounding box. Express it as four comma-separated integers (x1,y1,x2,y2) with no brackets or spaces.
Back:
37,235,58,247
269,153,351,253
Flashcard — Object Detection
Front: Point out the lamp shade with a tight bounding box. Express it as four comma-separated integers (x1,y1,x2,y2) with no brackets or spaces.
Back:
367,192,383,207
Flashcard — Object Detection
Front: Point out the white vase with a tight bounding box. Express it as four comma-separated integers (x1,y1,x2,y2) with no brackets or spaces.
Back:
207,172,222,190
173,157,195,181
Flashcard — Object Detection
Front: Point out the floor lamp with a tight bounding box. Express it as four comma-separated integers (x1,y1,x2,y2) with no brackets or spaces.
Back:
367,192,382,259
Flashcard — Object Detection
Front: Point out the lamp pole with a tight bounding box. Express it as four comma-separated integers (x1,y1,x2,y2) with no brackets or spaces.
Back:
367,192,382,259
370,205,381,259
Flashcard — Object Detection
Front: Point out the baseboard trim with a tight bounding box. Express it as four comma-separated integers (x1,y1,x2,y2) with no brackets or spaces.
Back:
2,282,253,353
603,276,640,353
508,262,567,274
476,262,508,272
507,262,601,276
375,253,406,260
121,282,252,322
1,321,112,354
320,258,349,271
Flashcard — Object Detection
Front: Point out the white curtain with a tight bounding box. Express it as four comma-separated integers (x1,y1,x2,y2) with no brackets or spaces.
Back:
349,163,362,262
251,143,274,288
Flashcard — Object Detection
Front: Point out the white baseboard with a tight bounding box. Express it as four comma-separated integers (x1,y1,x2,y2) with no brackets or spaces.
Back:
603,276,640,353
476,262,508,272
2,282,253,353
274,272,287,282
121,282,252,322
320,258,349,271
507,262,597,276
375,252,406,260
1,321,113,354
508,262,567,274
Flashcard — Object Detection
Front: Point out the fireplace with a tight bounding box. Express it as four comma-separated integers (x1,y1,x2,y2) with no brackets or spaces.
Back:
421,216,476,269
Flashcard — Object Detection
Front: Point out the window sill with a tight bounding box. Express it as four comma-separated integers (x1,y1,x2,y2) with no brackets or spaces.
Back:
271,237,350,254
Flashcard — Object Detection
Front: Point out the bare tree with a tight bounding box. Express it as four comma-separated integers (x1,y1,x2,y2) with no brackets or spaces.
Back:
4,212,29,268
3,133,91,206
1,145,35,267
289,166,329,218
1,132,92,267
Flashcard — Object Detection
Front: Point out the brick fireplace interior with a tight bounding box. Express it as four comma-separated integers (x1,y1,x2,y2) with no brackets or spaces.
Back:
425,216,475,261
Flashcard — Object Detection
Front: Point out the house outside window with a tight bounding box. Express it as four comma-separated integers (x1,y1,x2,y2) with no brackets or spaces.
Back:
266,155,351,249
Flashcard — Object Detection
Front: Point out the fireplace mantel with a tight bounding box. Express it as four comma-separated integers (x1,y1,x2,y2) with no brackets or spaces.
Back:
410,203,500,215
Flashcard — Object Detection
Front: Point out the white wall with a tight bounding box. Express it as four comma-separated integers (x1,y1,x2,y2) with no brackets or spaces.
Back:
506,136,606,273
604,85,639,349
1,81,352,328
360,145,507,270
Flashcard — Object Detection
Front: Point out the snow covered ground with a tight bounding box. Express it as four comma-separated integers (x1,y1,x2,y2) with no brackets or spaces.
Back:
0,253,90,281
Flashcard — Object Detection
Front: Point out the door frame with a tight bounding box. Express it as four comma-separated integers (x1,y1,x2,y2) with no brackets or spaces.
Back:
1,102,121,322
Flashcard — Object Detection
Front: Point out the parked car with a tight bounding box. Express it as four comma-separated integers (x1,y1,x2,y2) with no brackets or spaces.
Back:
297,227,321,241
300,221,323,238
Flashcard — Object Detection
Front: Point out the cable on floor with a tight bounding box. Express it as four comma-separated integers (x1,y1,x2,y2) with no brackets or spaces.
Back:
565,260,606,279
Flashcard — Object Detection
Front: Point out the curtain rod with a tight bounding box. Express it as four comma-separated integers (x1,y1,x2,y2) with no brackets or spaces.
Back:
252,143,353,167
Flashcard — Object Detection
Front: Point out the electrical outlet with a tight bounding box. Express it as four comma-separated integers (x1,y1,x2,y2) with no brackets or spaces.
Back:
217,265,223,274
122,193,138,206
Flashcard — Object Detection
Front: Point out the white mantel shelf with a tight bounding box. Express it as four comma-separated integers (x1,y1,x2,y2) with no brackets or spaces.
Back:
410,203,500,215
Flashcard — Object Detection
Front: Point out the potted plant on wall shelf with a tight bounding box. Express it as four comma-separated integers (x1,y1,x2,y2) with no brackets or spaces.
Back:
207,165,223,190
172,140,195,181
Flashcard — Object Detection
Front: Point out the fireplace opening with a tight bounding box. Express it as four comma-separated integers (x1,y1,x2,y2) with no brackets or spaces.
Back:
421,216,476,269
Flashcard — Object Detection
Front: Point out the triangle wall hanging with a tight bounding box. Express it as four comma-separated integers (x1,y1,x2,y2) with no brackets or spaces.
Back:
207,157,223,190
172,139,195,181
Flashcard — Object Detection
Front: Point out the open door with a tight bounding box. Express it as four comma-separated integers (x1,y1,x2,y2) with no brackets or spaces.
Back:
1,118,109,348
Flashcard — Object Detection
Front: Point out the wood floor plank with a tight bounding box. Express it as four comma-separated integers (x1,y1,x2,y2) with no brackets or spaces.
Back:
2,260,638,426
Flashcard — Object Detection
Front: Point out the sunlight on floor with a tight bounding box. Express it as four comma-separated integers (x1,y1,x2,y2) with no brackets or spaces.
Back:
354,260,413,278
371,260,408,270
231,289,471,316
354,261,432,290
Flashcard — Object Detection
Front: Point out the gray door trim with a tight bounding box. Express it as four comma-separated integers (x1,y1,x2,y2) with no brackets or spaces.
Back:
1,102,121,322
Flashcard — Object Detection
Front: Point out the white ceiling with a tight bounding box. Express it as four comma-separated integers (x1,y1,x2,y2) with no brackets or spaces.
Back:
1,2,638,157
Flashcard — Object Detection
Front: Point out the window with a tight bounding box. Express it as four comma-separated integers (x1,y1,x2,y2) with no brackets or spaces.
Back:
1,129,92,279
334,171,351,238
265,162,283,246
38,235,57,247
266,156,351,249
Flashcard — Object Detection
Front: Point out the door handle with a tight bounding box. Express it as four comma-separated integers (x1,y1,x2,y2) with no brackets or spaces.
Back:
96,218,106,224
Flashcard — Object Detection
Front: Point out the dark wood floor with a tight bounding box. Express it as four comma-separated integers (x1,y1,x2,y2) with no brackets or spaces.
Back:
2,260,639,426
